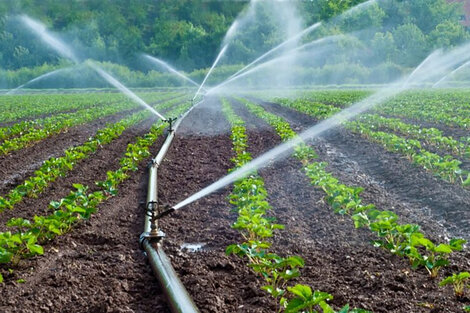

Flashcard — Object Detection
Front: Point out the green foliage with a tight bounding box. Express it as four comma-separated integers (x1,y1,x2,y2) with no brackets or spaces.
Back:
226,98,369,312
0,92,189,212
0,0,467,84
285,285,333,313
439,272,470,298
246,93,468,283
0,98,192,277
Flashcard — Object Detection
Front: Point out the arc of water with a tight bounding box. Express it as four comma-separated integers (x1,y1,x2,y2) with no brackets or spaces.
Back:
19,14,168,121
87,61,166,121
208,34,346,94
143,54,202,88
19,15,79,64
225,22,322,82
223,0,379,86
6,66,76,95
193,45,228,101
174,41,470,211
433,60,470,88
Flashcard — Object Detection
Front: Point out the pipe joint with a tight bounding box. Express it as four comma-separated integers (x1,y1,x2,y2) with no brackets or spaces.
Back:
147,159,157,169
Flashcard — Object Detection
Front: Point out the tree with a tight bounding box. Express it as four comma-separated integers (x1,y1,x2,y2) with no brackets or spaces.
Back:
371,32,397,63
429,20,469,49
392,23,428,67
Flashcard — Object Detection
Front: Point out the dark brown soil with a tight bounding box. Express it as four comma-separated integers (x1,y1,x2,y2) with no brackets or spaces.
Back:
0,95,469,313
0,115,171,312
255,99,470,241
0,109,137,195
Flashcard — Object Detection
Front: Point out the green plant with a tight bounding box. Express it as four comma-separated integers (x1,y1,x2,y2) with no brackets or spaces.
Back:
285,285,333,313
439,272,470,298
0,100,192,275
412,237,466,278
284,285,371,313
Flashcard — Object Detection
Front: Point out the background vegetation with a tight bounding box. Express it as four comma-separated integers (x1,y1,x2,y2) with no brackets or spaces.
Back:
0,0,468,88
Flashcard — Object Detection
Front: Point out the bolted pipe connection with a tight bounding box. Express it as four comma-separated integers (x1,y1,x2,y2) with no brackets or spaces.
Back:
143,201,166,240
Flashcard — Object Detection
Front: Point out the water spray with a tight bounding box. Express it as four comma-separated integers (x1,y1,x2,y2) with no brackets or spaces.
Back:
433,60,470,88
222,0,379,87
208,34,345,94
143,54,202,88
19,15,80,64
225,22,322,82
170,41,470,213
193,45,229,101
5,66,77,95
86,61,167,121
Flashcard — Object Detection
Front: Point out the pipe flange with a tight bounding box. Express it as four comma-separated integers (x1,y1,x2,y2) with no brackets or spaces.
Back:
139,230,166,249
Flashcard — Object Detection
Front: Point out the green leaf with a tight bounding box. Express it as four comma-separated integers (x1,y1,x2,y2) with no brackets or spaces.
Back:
287,284,312,300
319,301,335,313
27,244,44,255
285,298,307,312
338,304,350,313
435,244,452,254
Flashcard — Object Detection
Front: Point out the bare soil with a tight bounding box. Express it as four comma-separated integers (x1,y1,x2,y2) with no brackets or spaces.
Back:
0,96,469,313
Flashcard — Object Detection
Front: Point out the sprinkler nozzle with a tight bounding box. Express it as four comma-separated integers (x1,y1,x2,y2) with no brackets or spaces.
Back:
165,117,178,132
155,204,176,219
141,201,166,243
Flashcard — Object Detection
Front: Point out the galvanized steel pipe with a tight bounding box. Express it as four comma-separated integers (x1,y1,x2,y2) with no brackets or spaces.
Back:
141,101,203,313
142,241,199,313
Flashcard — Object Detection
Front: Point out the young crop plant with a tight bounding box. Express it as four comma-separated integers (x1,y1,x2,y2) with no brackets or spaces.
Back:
224,98,370,312
439,272,470,298
0,102,192,276
411,238,467,278
285,285,370,313
236,98,468,284
270,95,470,188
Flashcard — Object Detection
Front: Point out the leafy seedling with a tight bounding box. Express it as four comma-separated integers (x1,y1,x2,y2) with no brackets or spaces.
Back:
439,272,470,298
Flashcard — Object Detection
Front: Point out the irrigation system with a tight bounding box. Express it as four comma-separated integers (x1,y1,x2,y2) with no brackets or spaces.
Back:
140,101,201,313
11,0,470,310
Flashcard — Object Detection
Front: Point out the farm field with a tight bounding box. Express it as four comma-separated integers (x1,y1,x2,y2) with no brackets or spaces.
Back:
0,89,469,312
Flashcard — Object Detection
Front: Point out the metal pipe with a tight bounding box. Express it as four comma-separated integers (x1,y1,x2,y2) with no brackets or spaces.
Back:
142,240,200,313
144,164,158,234
140,99,204,313
154,100,202,167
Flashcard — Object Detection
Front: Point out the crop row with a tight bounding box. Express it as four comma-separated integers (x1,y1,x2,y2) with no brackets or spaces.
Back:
375,99,470,130
273,89,470,129
0,101,192,283
0,96,188,212
279,89,470,118
0,91,183,124
347,121,470,186
0,92,187,145
0,102,135,156
0,92,190,156
272,97,470,188
221,98,368,313
356,114,470,158
237,98,468,302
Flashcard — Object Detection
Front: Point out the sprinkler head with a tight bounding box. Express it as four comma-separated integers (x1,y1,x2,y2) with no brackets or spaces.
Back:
155,204,176,219
165,117,178,132
141,201,166,242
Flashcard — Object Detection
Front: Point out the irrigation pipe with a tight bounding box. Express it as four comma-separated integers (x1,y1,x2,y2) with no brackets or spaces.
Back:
140,99,203,313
